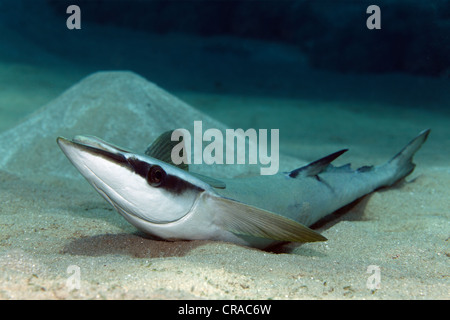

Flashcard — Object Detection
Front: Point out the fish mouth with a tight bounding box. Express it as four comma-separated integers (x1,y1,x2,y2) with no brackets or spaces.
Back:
57,136,148,217
56,136,138,215
72,135,131,154
57,136,131,169
57,135,202,225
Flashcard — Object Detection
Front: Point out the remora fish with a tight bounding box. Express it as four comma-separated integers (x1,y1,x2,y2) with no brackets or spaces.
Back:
57,129,429,249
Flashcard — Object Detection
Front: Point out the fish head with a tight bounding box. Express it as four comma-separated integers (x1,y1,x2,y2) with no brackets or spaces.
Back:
57,135,210,225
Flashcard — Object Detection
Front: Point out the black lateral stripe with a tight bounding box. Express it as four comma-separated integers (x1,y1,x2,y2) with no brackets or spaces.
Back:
80,144,131,168
164,173,203,194
127,157,204,195
127,156,150,178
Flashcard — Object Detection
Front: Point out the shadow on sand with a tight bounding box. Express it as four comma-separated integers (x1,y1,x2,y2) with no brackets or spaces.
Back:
61,191,382,258
61,233,213,258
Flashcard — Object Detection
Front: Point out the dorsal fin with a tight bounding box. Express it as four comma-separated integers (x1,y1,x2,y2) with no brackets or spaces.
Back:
289,149,348,178
145,130,226,189
145,130,189,171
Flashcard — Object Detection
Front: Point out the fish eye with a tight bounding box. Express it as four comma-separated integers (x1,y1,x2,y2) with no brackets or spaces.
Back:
147,165,166,187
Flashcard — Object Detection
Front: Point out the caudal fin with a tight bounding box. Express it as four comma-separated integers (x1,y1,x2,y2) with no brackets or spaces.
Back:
384,129,430,185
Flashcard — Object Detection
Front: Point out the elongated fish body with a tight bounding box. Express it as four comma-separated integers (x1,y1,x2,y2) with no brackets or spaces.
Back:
57,129,429,249
217,162,403,227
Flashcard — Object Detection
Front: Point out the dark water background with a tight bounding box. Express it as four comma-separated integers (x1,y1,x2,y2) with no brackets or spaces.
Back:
1,0,448,104
0,0,448,145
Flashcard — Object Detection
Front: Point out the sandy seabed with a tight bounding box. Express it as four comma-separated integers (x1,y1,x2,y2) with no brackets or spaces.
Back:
0,27,448,300
1,90,449,299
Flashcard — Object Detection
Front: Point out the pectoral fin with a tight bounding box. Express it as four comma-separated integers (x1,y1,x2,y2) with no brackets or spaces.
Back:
208,195,327,243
